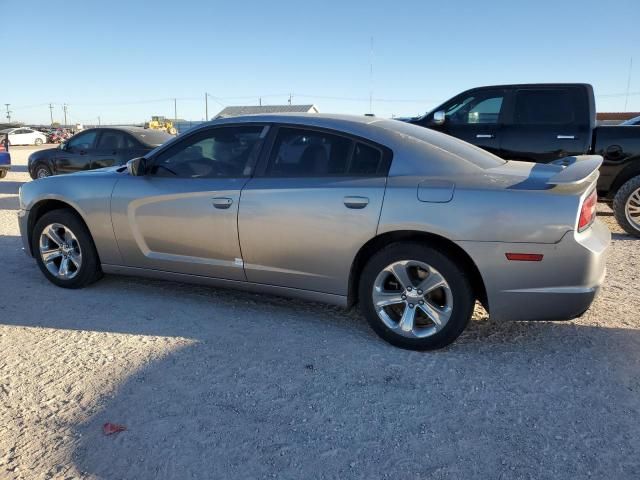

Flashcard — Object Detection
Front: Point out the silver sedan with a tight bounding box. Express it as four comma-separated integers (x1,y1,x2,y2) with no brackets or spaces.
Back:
18,114,610,349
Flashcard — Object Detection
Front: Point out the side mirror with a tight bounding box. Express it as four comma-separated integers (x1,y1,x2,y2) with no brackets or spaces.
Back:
126,157,146,176
433,110,446,125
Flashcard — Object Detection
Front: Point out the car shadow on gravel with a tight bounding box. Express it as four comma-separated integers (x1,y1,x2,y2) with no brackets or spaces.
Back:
0,180,26,195
2,230,640,478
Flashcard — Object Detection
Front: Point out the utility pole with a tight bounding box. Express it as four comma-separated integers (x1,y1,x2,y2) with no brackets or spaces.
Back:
98,116,101,126
369,36,374,115
259,97,262,106
288,93,292,105
205,92,209,120
49,103,54,125
173,98,177,123
63,104,68,126
4,104,11,123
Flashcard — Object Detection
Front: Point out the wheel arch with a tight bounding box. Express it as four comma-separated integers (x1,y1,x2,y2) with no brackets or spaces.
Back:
27,199,91,256
348,230,488,311
607,157,640,199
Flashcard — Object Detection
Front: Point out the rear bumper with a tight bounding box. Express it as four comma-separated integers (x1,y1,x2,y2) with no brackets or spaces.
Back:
457,219,610,321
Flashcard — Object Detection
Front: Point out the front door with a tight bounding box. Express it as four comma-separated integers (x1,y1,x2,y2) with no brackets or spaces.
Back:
424,88,506,157
56,130,98,174
110,124,266,280
239,126,389,295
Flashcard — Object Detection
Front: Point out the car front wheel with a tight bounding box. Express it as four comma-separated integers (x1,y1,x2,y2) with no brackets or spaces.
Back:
34,164,52,179
613,175,640,237
359,242,475,350
32,209,103,288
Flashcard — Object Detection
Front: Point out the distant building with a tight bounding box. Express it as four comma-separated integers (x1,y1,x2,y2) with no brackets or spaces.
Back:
596,112,640,125
214,104,319,119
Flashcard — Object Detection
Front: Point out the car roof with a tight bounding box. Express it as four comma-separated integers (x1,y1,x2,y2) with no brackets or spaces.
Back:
84,126,154,133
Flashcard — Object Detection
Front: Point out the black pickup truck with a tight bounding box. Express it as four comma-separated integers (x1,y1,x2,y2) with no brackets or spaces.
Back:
406,84,640,236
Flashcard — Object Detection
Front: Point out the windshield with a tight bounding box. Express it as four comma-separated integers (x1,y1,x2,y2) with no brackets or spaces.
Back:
132,129,174,147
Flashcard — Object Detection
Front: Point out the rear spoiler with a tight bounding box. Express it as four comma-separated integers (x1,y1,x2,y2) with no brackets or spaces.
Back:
546,155,602,185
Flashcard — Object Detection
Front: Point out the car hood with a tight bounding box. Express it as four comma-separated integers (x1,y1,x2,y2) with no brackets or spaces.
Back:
28,147,59,162
67,165,125,177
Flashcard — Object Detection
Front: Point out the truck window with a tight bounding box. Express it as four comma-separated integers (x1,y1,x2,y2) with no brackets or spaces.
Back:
444,91,504,125
514,90,574,125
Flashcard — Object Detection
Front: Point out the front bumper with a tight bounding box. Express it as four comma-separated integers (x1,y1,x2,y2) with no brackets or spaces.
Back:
457,219,610,321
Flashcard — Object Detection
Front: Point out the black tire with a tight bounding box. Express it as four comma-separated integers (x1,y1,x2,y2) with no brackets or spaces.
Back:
34,163,52,179
613,175,640,237
34,138,43,146
32,209,103,289
0,170,6,179
358,242,475,350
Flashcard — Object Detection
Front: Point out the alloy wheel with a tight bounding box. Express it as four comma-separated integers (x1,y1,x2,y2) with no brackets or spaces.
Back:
625,187,640,232
36,167,50,178
38,223,83,280
372,260,453,339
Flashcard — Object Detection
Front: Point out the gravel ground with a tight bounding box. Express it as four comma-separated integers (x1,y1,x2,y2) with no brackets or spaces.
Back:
1,146,639,480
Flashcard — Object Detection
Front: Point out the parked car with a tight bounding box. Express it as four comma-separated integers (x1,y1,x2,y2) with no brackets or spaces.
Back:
621,115,640,126
27,126,173,179
0,135,10,178
0,127,47,146
18,114,609,350
404,84,640,236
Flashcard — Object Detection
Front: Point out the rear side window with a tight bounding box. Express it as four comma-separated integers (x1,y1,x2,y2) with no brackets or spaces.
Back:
267,127,387,177
514,90,574,125
96,131,132,150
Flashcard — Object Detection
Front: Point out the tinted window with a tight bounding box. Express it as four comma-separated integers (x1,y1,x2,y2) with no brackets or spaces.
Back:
267,128,352,176
444,91,504,125
96,131,130,150
351,143,383,175
67,131,97,150
150,126,263,178
514,90,574,125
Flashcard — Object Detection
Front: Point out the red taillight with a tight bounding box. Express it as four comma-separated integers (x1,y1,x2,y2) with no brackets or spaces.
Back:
578,190,597,232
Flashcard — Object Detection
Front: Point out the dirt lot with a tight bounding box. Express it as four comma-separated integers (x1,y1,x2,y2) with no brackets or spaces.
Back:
1,146,639,479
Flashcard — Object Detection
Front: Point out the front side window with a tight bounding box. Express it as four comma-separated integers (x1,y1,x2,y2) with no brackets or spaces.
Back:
267,128,353,176
67,131,97,150
444,91,504,125
514,89,574,125
149,126,264,178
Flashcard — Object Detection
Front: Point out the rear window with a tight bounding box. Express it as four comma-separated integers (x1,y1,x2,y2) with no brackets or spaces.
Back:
514,90,574,125
131,129,173,147
382,120,506,169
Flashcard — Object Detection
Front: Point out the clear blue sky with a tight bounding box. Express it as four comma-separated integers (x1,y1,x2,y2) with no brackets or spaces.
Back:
2,0,638,125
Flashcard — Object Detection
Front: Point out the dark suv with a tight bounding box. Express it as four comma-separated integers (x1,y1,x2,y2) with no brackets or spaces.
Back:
28,126,173,179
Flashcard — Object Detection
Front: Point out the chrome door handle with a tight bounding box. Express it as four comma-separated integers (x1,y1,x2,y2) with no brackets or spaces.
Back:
212,197,233,209
476,134,494,139
557,135,576,139
344,196,369,209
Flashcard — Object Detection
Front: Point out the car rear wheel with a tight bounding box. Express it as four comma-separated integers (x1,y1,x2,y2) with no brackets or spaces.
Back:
32,209,103,289
359,242,475,350
613,175,640,237
34,138,43,146
35,164,52,179
0,170,6,179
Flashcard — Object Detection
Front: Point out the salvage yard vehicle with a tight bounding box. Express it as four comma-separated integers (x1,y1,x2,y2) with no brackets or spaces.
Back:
405,84,640,236
18,114,610,350
0,138,10,179
0,127,47,146
27,126,173,178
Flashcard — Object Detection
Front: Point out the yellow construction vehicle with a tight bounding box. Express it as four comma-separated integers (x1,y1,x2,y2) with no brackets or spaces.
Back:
144,116,177,135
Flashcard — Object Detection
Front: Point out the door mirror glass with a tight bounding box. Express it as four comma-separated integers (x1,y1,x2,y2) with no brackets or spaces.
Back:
126,157,146,176
433,110,446,125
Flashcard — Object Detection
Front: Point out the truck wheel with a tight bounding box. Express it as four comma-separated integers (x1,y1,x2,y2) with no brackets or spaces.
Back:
358,242,475,350
613,175,640,237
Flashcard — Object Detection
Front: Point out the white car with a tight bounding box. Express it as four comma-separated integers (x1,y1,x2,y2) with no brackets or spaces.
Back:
1,127,47,146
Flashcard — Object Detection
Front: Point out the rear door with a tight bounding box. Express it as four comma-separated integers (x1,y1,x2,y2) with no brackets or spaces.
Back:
499,87,591,163
421,88,506,156
92,130,141,169
238,126,389,295
55,130,98,174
